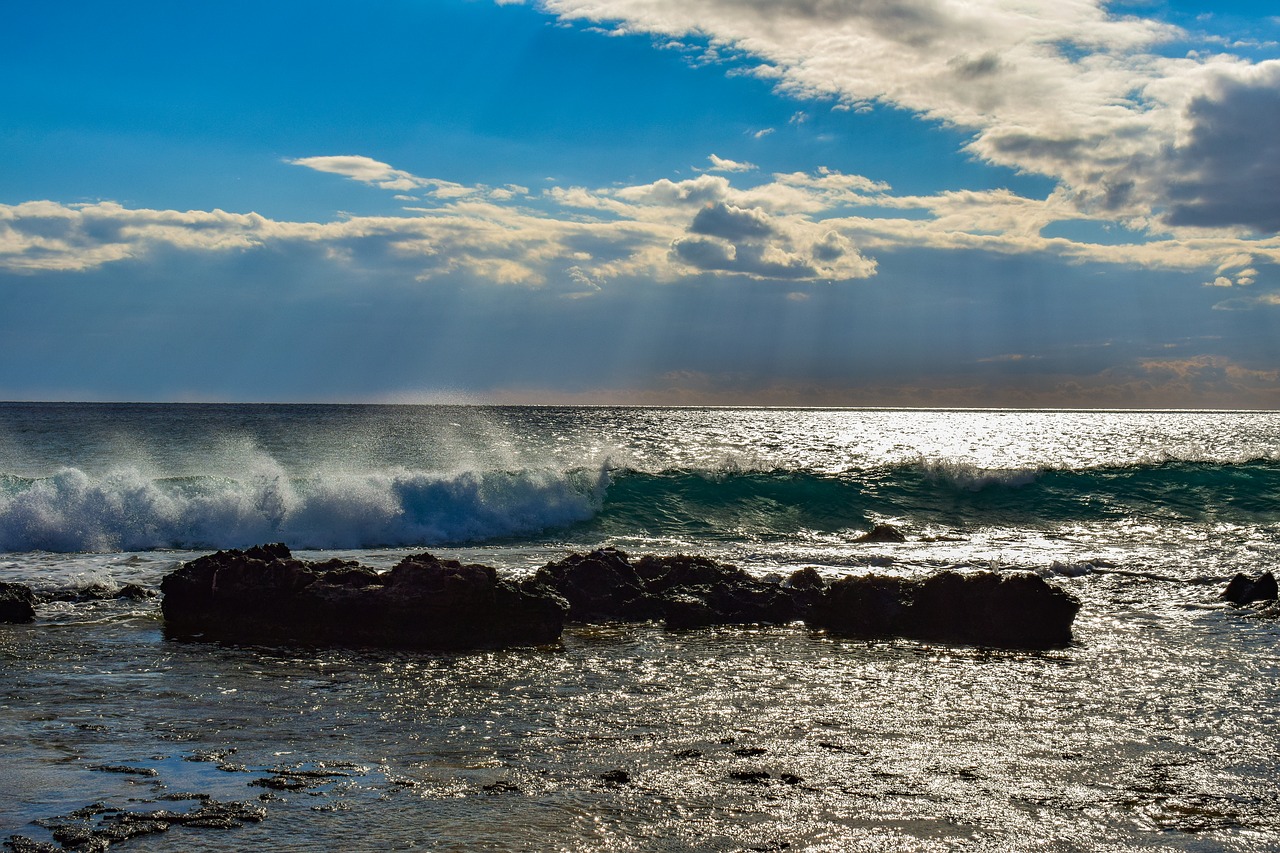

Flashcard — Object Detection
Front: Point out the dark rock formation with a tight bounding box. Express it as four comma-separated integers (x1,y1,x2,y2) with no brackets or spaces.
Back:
531,548,657,621
1222,571,1278,605
42,583,156,604
0,581,36,623
160,545,567,649
160,544,1080,650
807,570,1080,649
530,550,801,629
856,524,907,543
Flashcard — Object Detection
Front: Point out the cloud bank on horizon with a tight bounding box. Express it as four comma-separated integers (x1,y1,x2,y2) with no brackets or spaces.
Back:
1,0,1278,406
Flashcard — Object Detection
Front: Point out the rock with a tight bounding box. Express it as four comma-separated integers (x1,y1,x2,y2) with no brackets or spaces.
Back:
856,524,907,543
531,548,658,621
160,544,1080,650
1222,572,1278,605
783,567,825,617
636,554,755,593
4,836,62,853
807,570,1080,649
600,769,631,784
640,555,800,628
161,546,567,650
43,583,156,604
0,581,36,623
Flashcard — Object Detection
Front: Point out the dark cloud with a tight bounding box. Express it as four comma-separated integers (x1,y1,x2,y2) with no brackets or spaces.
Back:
689,202,774,241
948,52,1002,79
1162,66,1280,233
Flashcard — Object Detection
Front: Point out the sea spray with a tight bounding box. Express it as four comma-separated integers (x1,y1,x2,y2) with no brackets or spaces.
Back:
0,463,611,552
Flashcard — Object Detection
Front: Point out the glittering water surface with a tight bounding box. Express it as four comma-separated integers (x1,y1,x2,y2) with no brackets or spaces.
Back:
1,405,1279,851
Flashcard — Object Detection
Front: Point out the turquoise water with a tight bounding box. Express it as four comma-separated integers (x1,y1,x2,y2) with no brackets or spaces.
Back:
1,404,1278,850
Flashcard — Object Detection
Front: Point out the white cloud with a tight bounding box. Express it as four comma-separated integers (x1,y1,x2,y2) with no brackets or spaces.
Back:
289,155,424,191
6,153,1280,287
706,154,757,172
534,0,1280,235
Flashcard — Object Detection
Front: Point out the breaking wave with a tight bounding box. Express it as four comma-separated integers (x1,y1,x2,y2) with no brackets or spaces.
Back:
2,457,1276,553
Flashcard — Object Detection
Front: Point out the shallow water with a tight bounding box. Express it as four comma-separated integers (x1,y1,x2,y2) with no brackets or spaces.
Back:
2,405,1278,850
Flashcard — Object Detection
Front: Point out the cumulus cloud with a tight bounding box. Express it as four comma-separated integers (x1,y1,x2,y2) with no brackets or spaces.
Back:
672,200,876,279
533,0,1280,235
4,154,1278,286
1160,62,1280,233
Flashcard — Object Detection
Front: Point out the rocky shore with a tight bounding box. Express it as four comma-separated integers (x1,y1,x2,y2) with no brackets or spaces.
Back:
158,543,1083,650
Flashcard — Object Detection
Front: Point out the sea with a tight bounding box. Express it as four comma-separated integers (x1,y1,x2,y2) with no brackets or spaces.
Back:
1,403,1277,852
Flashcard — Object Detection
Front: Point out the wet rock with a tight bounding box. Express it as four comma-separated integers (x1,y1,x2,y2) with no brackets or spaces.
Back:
531,548,658,621
161,546,567,650
636,554,755,594
43,583,156,604
0,582,36,623
1222,571,1278,604
640,555,800,628
3,837,62,853
89,764,158,777
733,747,767,757
729,771,771,784
600,769,631,784
807,570,1080,649
856,524,907,543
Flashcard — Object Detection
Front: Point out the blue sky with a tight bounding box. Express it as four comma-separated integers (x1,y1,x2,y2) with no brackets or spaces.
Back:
3,0,1280,406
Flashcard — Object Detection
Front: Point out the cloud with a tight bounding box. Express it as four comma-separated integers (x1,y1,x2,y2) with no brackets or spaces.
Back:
1212,292,1280,311
1160,62,1280,233
672,201,875,279
534,0,1280,236
289,155,485,199
706,154,757,172
4,153,1278,286
289,155,426,191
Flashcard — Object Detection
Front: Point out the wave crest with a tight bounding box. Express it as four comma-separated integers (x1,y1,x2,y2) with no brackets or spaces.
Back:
0,464,608,553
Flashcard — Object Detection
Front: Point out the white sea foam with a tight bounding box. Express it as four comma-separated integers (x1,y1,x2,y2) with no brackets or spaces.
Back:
915,457,1042,490
0,462,610,553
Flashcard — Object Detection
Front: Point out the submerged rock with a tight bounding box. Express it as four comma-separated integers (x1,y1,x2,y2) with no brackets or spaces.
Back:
1222,571,1278,605
856,523,908,543
0,581,36,623
807,570,1080,649
160,545,567,650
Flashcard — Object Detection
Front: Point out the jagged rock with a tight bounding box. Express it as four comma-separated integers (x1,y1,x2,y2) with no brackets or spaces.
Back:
639,554,800,628
783,567,825,617
1222,571,1278,605
807,570,1080,649
635,554,755,593
0,582,36,623
531,548,658,621
43,583,156,604
160,544,1079,650
856,524,907,543
160,545,567,650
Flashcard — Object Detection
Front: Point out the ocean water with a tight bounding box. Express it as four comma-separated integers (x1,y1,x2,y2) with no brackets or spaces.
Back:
1,403,1278,851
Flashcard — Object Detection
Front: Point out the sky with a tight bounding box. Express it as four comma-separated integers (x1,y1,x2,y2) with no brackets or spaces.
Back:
3,0,1280,407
